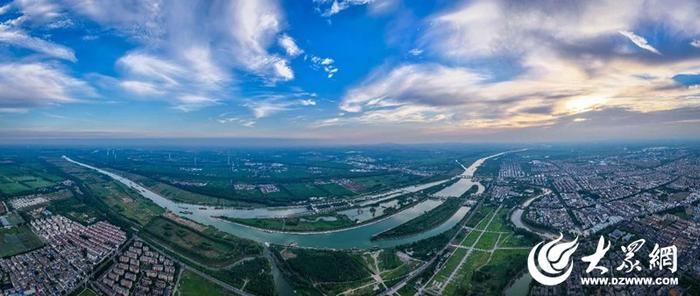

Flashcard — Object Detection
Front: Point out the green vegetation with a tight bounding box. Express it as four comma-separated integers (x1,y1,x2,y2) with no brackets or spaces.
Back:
423,204,537,295
445,250,490,295
469,249,529,294
142,217,262,268
474,232,499,249
90,181,164,226
76,288,98,296
103,169,246,207
280,248,370,282
0,157,63,196
431,247,468,285
177,270,235,296
460,230,482,247
222,213,355,232
66,148,487,206
275,247,373,295
0,225,44,258
373,198,462,240
46,197,105,225
486,208,509,232
208,257,274,296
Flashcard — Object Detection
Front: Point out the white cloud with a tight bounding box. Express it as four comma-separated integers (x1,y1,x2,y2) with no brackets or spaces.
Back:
341,63,486,113
221,0,294,82
182,46,229,86
408,48,423,56
618,30,661,55
278,34,303,57
691,40,700,48
330,0,700,131
245,100,292,119
0,63,94,108
11,0,64,23
314,0,394,17
310,56,339,78
173,95,218,112
273,59,294,80
217,116,256,127
119,80,164,96
244,92,319,119
299,99,316,106
357,105,451,124
0,4,11,15
0,22,76,61
117,53,185,86
65,0,295,82
117,52,226,110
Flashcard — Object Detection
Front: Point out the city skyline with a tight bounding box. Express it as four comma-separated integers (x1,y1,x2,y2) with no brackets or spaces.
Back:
1,0,700,144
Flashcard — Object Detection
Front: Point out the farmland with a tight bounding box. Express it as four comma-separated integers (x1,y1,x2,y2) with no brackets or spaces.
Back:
0,225,44,258
0,157,64,196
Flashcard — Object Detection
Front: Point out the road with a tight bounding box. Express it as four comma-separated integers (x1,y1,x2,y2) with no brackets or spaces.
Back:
379,199,486,296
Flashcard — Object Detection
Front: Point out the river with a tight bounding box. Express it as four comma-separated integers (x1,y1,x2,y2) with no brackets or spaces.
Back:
63,151,511,249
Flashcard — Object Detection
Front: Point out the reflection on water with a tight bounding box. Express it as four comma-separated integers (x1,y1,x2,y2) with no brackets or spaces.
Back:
504,272,532,296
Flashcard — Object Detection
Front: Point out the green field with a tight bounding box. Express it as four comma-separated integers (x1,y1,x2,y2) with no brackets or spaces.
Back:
142,217,262,268
474,232,499,250
431,247,468,285
373,198,462,240
0,225,44,258
444,250,490,295
90,182,164,226
76,288,99,296
424,204,536,295
460,229,482,247
485,209,509,232
177,270,235,296
0,158,64,196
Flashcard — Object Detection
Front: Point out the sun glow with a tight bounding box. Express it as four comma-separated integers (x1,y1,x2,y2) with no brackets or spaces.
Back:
563,95,608,114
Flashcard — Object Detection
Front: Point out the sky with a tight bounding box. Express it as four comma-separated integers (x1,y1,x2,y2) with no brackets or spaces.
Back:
0,0,699,144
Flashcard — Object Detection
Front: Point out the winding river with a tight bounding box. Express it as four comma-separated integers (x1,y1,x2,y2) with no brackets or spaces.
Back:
63,151,511,249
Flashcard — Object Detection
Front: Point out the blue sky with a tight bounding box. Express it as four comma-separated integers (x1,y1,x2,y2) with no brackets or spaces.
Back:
0,0,699,143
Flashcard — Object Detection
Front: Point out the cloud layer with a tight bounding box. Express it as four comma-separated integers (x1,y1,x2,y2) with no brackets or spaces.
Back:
334,0,700,136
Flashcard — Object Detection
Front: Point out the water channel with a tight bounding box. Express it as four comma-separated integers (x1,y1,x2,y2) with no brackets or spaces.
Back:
64,151,511,249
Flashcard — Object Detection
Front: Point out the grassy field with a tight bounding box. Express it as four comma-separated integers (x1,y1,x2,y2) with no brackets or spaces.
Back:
0,158,63,196
76,288,99,296
425,204,537,295
460,229,482,247
445,250,490,295
373,198,462,240
90,181,164,226
474,232,499,249
176,270,235,296
0,225,44,258
142,217,261,268
224,213,355,232
430,247,468,285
